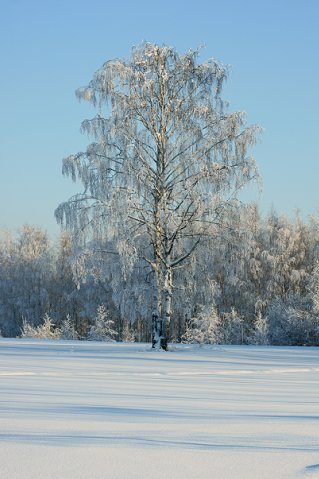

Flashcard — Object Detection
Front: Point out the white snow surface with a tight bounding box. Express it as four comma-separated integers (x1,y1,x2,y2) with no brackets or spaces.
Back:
0,339,318,478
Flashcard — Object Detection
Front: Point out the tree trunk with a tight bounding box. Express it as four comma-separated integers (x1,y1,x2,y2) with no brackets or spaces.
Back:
152,311,162,349
152,268,164,349
162,267,173,349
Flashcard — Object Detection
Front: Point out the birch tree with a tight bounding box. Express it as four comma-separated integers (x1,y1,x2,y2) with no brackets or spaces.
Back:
56,43,260,349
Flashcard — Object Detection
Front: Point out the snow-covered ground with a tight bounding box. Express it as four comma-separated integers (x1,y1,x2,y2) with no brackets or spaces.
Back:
0,339,318,478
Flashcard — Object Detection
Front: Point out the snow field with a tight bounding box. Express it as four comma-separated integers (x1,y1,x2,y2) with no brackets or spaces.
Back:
0,339,318,478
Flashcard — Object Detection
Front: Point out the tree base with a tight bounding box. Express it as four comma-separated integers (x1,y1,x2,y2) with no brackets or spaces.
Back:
152,337,168,351
160,337,168,351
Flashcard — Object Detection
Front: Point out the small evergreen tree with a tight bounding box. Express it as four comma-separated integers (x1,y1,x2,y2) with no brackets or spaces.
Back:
60,314,79,340
88,305,118,342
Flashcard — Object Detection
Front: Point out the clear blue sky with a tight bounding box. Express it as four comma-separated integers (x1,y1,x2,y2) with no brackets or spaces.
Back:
1,0,318,237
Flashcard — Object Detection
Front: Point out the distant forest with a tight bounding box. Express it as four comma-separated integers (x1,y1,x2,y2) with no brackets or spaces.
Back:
1,205,319,346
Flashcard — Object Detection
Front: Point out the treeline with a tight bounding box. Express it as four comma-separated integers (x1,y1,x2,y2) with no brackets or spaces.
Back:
1,205,319,345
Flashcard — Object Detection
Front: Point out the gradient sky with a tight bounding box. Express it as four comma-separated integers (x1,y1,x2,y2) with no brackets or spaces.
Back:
1,0,318,238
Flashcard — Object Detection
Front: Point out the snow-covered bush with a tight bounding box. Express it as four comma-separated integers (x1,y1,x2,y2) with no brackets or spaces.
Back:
88,305,118,342
267,298,319,345
60,315,79,340
249,313,269,345
21,313,61,339
219,308,247,344
20,319,37,338
182,307,250,345
182,307,222,344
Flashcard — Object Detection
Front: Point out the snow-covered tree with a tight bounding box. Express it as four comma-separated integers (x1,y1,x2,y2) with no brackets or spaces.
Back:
0,226,53,336
60,314,79,340
88,305,118,341
56,43,260,349
182,307,222,344
219,308,247,344
249,312,269,345
121,320,135,342
311,262,319,314
21,313,61,339
20,319,37,338
50,233,79,325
